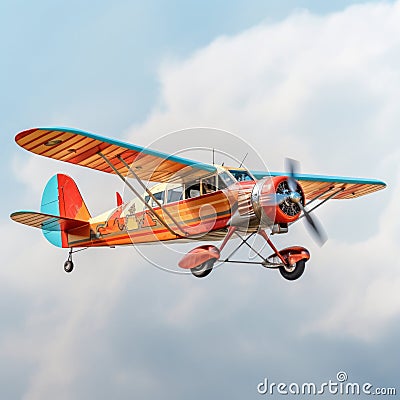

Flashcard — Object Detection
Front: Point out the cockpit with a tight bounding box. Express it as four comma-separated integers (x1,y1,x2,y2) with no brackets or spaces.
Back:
228,169,253,182
143,167,255,206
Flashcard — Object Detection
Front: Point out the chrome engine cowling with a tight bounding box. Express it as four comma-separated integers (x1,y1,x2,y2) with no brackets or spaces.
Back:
251,176,305,226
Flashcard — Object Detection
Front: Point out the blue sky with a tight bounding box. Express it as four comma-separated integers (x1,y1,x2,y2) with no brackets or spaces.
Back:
0,0,383,209
0,0,381,139
1,1,399,399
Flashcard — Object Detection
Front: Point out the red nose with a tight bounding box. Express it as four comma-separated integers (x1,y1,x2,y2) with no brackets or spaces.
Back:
252,175,304,225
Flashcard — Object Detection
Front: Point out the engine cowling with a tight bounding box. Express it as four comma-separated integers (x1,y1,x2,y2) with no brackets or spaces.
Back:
251,175,305,225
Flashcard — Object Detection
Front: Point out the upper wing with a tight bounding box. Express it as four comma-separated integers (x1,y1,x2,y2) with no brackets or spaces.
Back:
252,171,386,200
15,127,216,183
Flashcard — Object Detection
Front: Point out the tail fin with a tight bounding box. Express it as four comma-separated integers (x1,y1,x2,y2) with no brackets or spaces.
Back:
41,173,91,220
10,174,91,247
11,174,91,248
39,173,91,247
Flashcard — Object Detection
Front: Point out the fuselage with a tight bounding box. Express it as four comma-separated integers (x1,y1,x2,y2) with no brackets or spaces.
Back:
68,166,256,248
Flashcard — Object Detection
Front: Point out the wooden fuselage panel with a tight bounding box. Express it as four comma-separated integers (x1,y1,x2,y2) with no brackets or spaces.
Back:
67,188,237,248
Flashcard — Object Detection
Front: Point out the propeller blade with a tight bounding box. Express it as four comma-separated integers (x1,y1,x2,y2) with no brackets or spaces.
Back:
298,203,327,246
285,158,300,192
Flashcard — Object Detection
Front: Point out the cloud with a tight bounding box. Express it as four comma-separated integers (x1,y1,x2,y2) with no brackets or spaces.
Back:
124,0,400,341
127,1,400,174
302,164,400,341
0,224,137,399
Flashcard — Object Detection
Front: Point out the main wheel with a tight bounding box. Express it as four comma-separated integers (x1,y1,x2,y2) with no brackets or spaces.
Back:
279,259,305,281
64,260,74,273
190,259,215,278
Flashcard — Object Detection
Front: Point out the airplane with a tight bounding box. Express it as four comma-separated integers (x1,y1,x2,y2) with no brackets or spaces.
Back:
10,127,386,280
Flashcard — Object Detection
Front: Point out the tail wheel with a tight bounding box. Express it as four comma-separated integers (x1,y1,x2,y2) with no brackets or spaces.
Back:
190,259,215,278
279,259,306,281
64,260,74,273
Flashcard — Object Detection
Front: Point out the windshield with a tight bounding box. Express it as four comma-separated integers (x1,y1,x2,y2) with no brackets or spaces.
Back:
228,170,253,182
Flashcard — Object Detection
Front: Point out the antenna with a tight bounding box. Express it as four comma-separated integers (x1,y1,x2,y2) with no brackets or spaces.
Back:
238,152,248,168
212,148,215,165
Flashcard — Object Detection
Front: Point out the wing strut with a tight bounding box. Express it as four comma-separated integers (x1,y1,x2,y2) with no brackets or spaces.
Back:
304,185,335,207
98,152,188,237
294,186,345,224
116,155,188,236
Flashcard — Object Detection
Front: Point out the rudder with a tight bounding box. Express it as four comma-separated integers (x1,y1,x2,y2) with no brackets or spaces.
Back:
41,174,91,247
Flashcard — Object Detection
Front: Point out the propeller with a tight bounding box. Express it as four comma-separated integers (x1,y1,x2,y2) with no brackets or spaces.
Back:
285,158,327,246
285,158,300,193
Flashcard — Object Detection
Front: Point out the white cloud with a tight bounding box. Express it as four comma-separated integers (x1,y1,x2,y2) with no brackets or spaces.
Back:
124,0,400,341
301,164,400,341
127,1,400,175
0,228,137,400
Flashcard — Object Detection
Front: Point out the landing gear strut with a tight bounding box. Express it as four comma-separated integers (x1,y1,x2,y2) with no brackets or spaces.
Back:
62,247,88,273
179,227,310,281
64,249,74,273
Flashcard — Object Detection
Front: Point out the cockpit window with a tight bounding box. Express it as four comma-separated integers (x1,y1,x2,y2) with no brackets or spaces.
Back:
229,170,253,182
167,187,183,203
202,176,217,194
185,181,201,198
218,172,235,188
145,191,164,207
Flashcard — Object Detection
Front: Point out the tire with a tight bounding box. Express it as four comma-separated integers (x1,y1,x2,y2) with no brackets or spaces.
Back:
279,259,305,281
64,260,74,273
190,259,215,278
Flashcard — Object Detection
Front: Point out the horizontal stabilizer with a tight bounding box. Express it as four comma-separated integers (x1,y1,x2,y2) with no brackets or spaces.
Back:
10,211,89,232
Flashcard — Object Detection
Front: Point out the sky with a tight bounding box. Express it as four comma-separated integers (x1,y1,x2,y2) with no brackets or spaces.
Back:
1,0,400,399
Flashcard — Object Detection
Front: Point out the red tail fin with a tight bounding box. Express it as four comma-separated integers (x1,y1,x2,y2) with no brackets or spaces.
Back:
39,174,91,247
41,173,91,220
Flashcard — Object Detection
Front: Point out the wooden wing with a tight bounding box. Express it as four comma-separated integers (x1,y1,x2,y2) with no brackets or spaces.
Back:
15,127,216,183
252,171,386,200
